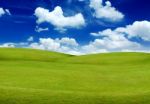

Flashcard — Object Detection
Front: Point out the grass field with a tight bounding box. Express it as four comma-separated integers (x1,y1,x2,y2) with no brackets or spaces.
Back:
0,48,150,104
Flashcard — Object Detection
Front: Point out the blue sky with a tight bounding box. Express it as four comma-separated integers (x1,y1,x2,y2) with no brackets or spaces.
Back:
0,0,150,55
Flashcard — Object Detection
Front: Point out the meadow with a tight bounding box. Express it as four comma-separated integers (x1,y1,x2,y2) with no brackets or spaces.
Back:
0,48,150,104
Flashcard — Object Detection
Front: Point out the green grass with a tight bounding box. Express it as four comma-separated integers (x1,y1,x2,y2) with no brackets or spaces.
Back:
0,48,150,104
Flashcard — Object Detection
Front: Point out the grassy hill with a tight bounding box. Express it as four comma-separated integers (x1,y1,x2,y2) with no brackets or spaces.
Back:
0,48,72,62
0,48,150,104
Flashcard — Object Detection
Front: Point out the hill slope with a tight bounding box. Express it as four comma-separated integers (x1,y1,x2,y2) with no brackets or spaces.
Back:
0,48,150,104
0,48,149,64
0,48,72,62
62,52,150,65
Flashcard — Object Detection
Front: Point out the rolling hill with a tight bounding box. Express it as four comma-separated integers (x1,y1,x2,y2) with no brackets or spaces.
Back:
0,48,150,104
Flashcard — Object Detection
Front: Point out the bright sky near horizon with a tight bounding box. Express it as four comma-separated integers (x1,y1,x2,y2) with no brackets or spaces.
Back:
0,0,150,55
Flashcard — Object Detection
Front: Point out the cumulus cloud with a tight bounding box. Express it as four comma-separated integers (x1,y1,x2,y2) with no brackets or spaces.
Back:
28,35,146,55
89,0,124,22
34,6,85,32
31,38,60,51
91,21,150,41
0,35,149,55
29,37,107,55
89,29,141,51
56,37,79,47
116,21,150,41
29,37,79,55
88,20,150,54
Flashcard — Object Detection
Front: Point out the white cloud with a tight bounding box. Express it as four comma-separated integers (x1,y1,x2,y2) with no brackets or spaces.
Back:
88,20,150,54
27,36,34,42
28,35,145,55
29,37,79,55
0,43,15,48
35,26,49,32
0,8,5,17
117,21,150,41
78,0,85,2
0,35,149,55
90,32,101,36
34,6,85,32
87,29,141,52
56,37,79,47
89,0,124,22
5,9,11,15
29,37,108,55
91,21,150,42
0,8,11,17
